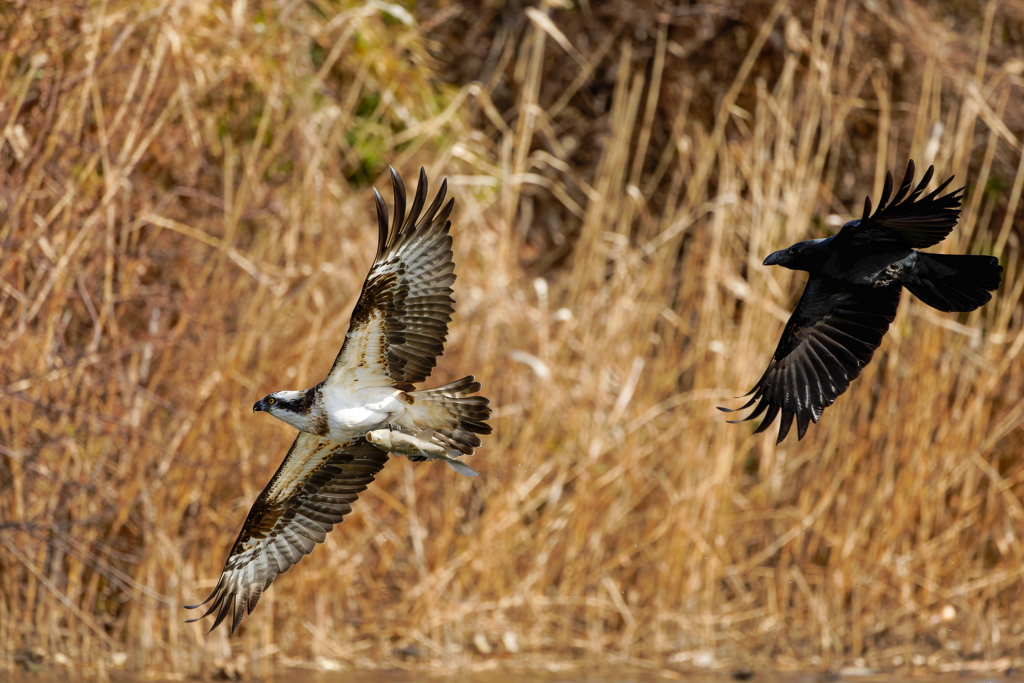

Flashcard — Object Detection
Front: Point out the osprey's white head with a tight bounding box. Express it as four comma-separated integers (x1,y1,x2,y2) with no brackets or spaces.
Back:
253,389,326,433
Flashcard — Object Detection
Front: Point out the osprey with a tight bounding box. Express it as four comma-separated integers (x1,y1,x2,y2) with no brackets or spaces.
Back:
186,168,491,633
720,160,1002,442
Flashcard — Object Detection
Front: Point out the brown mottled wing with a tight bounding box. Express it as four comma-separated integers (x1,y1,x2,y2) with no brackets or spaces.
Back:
836,160,963,249
186,434,388,633
719,275,901,443
325,167,456,390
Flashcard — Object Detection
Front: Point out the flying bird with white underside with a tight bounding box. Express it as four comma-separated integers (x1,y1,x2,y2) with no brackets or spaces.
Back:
186,168,492,633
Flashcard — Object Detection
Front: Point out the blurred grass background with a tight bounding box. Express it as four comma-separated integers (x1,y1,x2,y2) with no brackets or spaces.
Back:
3,0,1024,678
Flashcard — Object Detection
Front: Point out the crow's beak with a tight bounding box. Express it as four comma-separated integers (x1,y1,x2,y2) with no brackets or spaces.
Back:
763,249,785,266
253,400,263,413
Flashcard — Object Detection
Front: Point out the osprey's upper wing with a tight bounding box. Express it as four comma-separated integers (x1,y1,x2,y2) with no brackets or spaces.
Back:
719,275,901,443
325,168,457,390
185,434,387,633
835,160,963,249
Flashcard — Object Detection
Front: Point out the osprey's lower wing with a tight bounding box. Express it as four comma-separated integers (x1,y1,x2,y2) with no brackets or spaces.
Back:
186,434,387,633
720,276,901,442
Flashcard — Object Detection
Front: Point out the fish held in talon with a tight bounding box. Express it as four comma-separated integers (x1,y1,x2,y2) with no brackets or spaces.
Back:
366,427,480,477
720,160,1002,443
186,167,492,634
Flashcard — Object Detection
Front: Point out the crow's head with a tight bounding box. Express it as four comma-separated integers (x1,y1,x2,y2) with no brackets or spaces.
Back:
763,238,827,271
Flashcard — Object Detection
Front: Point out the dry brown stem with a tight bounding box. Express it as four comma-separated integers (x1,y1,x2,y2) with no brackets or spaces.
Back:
2,0,1024,678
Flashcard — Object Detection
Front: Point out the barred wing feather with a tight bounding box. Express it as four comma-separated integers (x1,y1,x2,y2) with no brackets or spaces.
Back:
186,434,387,633
326,168,457,389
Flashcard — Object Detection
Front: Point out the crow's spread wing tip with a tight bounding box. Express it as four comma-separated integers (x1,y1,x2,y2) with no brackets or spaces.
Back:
718,392,759,415
844,160,963,248
722,277,900,443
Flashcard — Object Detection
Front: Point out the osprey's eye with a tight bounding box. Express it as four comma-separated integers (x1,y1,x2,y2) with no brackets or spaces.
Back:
267,397,276,405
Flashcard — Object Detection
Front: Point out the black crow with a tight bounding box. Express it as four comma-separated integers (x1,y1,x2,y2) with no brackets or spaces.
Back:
720,160,1003,443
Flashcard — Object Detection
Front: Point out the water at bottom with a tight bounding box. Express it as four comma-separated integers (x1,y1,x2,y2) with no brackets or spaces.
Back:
9,667,1024,683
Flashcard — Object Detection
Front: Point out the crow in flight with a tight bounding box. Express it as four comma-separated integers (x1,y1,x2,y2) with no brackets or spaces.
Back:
720,160,1002,443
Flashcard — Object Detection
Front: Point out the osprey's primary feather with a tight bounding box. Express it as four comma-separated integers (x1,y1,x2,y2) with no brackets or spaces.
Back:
187,168,491,633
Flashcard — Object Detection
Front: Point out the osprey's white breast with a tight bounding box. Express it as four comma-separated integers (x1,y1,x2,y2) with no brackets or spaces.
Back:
320,383,407,441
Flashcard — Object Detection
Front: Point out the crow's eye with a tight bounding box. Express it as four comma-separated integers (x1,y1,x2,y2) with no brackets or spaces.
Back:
267,397,276,405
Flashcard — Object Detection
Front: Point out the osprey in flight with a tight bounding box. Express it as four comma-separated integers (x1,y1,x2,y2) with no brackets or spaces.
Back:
186,168,491,633
721,160,1002,443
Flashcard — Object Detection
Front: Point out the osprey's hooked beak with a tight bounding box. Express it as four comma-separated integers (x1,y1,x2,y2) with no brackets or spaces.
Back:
253,400,264,413
763,249,786,266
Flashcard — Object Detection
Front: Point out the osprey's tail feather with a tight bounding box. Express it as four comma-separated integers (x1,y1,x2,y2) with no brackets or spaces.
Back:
409,376,492,455
906,252,1002,312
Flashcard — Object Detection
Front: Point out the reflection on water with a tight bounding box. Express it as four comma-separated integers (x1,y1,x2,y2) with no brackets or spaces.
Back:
4,668,782,683
199,674,735,683
7,669,1024,683
255,676,1011,683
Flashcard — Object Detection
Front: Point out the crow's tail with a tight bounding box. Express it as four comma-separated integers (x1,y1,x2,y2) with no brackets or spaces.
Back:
906,252,1002,312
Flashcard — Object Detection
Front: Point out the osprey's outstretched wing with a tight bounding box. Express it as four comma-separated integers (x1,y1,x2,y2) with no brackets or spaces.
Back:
836,160,963,249
325,168,457,390
186,434,387,633
719,275,901,442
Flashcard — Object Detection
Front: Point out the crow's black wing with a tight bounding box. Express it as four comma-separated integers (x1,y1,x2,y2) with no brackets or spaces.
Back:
720,275,901,442
836,160,963,249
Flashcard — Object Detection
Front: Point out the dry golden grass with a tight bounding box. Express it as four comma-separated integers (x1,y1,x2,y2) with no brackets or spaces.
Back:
3,0,1024,678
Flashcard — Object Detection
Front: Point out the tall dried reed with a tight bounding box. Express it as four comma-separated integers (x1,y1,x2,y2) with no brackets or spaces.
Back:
2,0,1024,678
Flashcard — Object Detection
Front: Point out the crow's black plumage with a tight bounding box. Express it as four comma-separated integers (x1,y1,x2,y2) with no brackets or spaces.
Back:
720,161,1003,443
